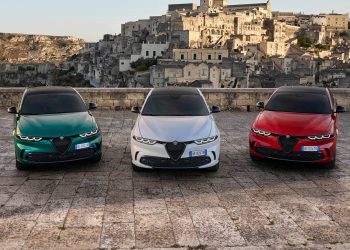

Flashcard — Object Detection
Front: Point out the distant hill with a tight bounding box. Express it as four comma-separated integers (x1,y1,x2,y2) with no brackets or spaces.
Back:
0,33,85,65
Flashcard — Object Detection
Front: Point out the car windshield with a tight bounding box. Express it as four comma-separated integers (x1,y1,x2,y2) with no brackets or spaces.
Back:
142,94,210,116
265,92,331,114
20,93,87,115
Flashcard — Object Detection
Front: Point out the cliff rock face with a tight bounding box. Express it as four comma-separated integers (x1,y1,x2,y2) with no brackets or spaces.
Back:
0,33,85,64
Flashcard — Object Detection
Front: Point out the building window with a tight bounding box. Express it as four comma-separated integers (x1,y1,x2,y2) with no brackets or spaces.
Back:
121,62,124,65
188,71,191,76
146,51,149,57
153,51,156,57
181,54,185,60
208,55,212,60
218,55,222,60
193,54,197,60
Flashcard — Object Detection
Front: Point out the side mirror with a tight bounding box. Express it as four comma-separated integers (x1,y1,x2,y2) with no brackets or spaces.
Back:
88,103,97,110
211,106,221,113
256,101,264,110
131,106,140,114
8,107,17,114
336,106,346,113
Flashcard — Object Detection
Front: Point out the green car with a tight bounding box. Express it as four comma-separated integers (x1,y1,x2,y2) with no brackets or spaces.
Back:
8,87,102,170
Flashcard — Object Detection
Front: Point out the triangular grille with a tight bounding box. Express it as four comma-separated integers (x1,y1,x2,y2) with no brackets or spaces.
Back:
165,142,186,161
278,136,298,153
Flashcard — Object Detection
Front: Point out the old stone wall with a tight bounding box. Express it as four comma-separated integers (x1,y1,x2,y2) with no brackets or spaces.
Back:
1,88,349,112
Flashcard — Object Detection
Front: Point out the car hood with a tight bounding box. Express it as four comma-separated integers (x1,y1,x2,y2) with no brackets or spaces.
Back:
138,116,213,142
253,111,334,136
18,112,96,137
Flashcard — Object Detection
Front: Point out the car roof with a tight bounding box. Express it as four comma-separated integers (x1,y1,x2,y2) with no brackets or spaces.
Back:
276,86,328,95
151,87,200,96
24,86,77,96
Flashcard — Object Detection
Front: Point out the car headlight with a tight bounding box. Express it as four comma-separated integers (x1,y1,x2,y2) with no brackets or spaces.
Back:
133,136,157,145
80,129,99,138
307,134,333,140
17,135,43,142
194,136,218,145
252,128,272,137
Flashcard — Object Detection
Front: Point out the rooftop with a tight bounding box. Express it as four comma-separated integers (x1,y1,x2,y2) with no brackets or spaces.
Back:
151,87,200,95
25,86,75,96
277,86,329,94
1,110,350,249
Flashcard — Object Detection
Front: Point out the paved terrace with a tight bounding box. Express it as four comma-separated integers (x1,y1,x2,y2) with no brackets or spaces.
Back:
1,110,350,250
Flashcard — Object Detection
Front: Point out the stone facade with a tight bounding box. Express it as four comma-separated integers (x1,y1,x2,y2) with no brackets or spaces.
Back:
168,3,197,12
172,48,228,62
1,88,350,111
150,61,232,88
307,13,349,32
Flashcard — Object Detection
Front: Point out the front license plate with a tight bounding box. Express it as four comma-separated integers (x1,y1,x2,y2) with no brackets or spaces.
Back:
75,143,91,150
189,150,207,157
301,146,320,152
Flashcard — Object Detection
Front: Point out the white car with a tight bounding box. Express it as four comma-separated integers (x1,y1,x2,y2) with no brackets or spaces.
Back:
130,88,221,171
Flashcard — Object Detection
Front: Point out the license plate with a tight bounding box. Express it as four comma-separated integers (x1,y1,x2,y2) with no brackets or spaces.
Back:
301,146,320,152
189,150,207,157
75,143,91,150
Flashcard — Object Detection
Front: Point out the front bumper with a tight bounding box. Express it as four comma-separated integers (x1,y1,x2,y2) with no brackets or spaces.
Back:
14,133,102,165
249,132,336,164
131,138,220,170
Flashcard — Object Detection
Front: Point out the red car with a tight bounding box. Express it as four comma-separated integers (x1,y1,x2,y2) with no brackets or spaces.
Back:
249,86,346,168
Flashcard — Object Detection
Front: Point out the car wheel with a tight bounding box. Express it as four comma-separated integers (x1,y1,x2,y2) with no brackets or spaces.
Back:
16,161,28,171
250,153,261,162
132,163,144,172
91,153,102,163
207,163,220,172
324,157,336,169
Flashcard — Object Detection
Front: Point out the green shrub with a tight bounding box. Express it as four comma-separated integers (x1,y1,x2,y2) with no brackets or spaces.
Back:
297,35,313,48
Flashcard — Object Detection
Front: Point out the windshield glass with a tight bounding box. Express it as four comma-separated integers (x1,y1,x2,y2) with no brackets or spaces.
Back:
20,93,87,115
265,92,331,114
142,94,210,116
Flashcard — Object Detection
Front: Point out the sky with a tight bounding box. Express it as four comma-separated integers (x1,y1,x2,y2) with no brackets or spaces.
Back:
1,0,349,42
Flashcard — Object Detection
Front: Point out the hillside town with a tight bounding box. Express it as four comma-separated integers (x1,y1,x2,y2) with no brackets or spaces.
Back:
0,0,350,88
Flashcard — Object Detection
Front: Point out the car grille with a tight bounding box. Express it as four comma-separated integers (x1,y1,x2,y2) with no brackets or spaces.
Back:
278,135,298,153
27,148,96,163
256,147,324,162
140,156,211,169
52,137,72,154
165,142,186,161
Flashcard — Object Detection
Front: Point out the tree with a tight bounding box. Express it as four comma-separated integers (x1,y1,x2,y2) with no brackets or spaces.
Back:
130,58,157,72
297,35,313,48
315,44,330,51
339,31,349,38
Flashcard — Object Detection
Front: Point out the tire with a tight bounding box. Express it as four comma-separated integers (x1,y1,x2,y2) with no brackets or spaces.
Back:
324,157,336,169
132,163,144,172
206,163,220,172
91,153,102,163
16,161,28,171
250,153,261,162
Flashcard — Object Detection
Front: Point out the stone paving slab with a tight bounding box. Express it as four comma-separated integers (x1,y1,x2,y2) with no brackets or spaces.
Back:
0,110,350,249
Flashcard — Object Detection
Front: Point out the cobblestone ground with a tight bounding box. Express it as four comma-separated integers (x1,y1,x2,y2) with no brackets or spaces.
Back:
0,110,350,250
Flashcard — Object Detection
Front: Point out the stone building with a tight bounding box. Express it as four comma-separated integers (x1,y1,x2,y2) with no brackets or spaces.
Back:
168,3,197,12
311,13,349,32
171,48,229,62
150,61,232,88
224,0,272,18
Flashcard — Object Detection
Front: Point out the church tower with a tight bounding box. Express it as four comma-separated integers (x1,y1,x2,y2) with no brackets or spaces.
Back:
199,0,213,11
213,0,228,8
